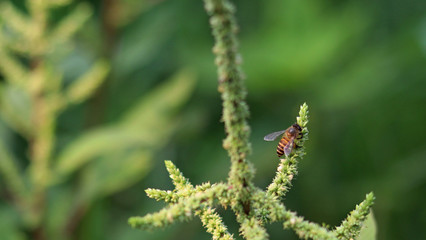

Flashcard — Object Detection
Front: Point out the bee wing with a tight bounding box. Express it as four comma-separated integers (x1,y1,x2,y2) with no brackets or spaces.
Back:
284,138,295,157
263,130,286,141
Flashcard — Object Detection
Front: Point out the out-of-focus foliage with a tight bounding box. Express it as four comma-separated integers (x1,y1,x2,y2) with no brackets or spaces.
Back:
0,0,424,239
0,0,195,239
358,212,377,240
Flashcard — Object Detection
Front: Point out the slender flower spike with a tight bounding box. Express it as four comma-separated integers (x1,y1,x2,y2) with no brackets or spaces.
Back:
145,189,177,203
132,161,233,239
198,207,234,240
128,183,227,231
267,103,309,199
165,160,191,191
297,103,309,130
128,1,375,239
334,193,375,240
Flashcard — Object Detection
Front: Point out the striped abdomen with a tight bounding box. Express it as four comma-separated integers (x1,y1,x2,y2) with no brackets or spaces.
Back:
276,134,291,157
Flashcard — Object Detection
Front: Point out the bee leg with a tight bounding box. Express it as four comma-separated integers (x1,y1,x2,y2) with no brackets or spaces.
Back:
295,144,302,149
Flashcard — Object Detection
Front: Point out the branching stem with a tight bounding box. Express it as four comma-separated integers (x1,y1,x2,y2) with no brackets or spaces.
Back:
127,1,375,240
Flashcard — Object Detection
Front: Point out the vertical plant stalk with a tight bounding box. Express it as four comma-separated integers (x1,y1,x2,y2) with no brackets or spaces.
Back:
26,3,54,239
267,103,309,199
128,1,375,239
204,0,253,206
204,0,268,237
0,1,106,239
29,67,54,240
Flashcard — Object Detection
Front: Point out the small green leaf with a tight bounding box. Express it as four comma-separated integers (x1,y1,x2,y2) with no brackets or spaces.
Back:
113,8,176,78
53,127,152,181
120,69,196,128
67,70,196,207
53,69,196,182
0,206,26,240
0,84,32,137
48,3,92,46
357,211,377,240
45,187,75,239
0,48,28,89
75,150,152,204
0,3,31,40
65,60,110,104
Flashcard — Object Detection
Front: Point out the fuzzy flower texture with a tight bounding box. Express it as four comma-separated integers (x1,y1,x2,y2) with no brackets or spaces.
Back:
128,0,374,239
128,105,374,240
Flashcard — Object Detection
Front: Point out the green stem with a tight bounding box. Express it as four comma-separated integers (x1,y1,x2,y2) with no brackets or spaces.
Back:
27,2,54,237
267,103,309,199
240,217,269,240
334,192,375,240
128,184,227,230
164,161,234,239
127,1,375,239
260,194,337,240
204,0,253,210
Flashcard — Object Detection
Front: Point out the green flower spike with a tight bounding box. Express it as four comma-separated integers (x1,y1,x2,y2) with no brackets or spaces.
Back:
128,1,375,239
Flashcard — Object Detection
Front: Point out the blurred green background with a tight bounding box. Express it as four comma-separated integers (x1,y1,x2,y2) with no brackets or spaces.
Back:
0,0,425,239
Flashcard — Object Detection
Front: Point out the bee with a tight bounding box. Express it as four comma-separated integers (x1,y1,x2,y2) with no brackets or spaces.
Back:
264,123,303,157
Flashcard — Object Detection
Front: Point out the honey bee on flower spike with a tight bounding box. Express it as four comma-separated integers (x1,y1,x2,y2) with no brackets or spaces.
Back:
264,123,303,157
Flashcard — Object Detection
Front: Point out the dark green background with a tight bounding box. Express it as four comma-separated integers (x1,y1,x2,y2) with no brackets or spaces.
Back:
1,0,425,239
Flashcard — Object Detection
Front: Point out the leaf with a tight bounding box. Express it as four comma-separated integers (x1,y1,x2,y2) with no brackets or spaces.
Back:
73,69,195,203
0,3,31,40
0,206,26,240
113,7,176,78
45,186,75,239
241,0,371,91
48,3,92,46
77,150,152,203
53,127,154,181
0,48,28,89
65,60,110,105
120,69,196,128
0,84,32,137
357,211,377,240
53,69,196,182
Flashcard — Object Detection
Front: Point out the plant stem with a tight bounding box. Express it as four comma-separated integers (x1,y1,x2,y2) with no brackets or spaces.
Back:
27,1,53,238
204,0,254,209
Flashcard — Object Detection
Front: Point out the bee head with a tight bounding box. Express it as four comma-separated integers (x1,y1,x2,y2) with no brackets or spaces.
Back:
292,123,302,131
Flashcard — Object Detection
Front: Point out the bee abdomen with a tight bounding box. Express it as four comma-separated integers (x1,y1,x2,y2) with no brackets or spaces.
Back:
276,137,288,157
